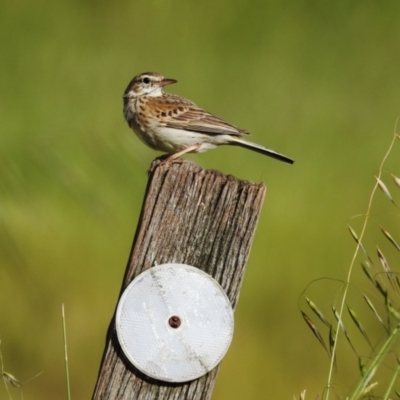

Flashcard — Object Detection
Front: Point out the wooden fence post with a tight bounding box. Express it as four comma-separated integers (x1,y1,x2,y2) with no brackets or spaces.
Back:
92,159,266,400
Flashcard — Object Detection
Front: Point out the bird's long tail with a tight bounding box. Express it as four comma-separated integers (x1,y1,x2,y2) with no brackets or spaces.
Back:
229,137,294,164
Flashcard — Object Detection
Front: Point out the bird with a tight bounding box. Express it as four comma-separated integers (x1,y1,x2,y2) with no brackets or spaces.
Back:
123,72,294,165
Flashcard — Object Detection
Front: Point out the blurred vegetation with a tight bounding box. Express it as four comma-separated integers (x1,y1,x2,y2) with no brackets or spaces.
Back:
1,0,400,399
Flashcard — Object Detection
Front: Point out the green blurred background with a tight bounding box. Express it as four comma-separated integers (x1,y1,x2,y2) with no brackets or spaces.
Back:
1,0,400,399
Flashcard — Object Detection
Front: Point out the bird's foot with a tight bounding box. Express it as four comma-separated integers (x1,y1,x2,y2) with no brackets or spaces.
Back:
147,155,185,175
147,144,202,175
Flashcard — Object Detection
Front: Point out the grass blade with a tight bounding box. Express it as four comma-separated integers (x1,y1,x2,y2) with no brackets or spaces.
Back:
377,247,397,291
328,326,337,370
62,304,71,400
332,306,358,355
347,305,372,348
375,279,388,299
359,381,378,397
2,371,22,387
380,227,400,251
363,293,387,332
349,324,400,400
375,176,397,206
348,225,373,264
306,297,331,328
382,357,400,400
391,174,400,189
361,262,375,283
301,311,329,356
386,298,400,320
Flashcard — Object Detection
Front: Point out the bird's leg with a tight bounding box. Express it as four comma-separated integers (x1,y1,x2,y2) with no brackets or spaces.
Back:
163,143,202,162
147,143,202,175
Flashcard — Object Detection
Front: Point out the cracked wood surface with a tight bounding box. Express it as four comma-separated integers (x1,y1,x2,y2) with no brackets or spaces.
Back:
92,160,266,400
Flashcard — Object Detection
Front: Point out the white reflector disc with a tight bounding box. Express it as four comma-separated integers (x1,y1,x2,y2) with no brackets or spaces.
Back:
116,263,234,382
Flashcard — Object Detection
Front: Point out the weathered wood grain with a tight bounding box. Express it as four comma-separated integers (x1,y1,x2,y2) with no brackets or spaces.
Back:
92,160,266,400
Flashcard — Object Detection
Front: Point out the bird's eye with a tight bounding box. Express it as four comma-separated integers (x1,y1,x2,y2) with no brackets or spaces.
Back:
143,77,150,84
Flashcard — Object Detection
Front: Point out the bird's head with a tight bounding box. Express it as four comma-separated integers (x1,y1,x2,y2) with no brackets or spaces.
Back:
123,72,177,99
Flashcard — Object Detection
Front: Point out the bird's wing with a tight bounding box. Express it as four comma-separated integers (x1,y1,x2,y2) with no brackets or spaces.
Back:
149,95,249,136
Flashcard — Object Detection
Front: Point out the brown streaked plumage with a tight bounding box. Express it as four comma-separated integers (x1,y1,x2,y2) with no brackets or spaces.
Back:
123,72,294,164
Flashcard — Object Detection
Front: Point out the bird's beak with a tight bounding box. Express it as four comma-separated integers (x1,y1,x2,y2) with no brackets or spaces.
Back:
159,78,177,87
